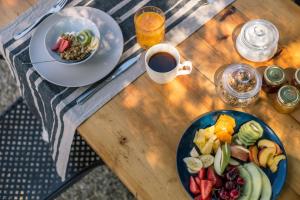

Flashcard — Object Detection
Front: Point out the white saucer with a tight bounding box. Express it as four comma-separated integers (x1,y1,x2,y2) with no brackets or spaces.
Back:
29,6,124,87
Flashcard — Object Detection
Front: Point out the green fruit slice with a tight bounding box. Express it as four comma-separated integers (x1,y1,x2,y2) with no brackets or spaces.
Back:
221,144,230,174
239,135,256,146
233,134,243,145
224,142,231,159
77,31,92,46
238,134,255,146
83,29,93,38
257,167,272,200
244,163,262,200
238,166,252,200
214,147,222,175
229,158,240,166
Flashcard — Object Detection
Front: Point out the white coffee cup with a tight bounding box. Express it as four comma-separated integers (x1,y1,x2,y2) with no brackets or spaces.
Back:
145,43,192,84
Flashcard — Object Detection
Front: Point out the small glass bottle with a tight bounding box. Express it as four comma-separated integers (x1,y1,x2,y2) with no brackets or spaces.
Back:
274,85,300,113
262,65,286,93
291,69,300,90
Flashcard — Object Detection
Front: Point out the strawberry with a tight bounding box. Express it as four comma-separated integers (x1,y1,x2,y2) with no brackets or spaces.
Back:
195,177,201,188
194,194,202,200
51,38,62,51
194,194,212,200
58,39,71,53
198,168,206,180
203,194,212,200
207,166,222,188
200,180,213,199
190,176,200,195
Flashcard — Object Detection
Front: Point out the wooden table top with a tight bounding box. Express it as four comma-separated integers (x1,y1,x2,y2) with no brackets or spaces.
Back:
1,0,300,199
78,0,300,199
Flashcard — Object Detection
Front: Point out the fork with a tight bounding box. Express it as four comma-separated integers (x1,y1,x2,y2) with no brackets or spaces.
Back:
13,0,68,40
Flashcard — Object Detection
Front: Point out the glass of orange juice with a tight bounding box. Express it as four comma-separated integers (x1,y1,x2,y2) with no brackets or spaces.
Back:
134,6,165,49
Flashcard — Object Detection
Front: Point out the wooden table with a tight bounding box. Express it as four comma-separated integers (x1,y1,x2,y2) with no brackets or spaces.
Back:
78,0,300,199
1,0,300,199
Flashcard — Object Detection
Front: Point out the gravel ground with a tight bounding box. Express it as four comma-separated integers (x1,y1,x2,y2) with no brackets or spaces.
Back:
0,59,135,200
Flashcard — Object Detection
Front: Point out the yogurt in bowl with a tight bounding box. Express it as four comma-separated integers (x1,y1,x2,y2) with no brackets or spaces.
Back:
45,16,100,65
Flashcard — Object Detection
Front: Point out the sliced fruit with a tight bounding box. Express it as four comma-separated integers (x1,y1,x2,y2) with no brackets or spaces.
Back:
239,133,258,143
238,121,263,146
249,146,260,166
183,157,203,172
267,155,275,168
214,147,222,176
215,114,236,142
258,139,282,155
258,147,276,168
212,139,220,153
195,177,201,188
190,147,200,158
229,158,240,166
198,168,206,180
77,30,92,46
194,194,202,200
190,176,200,194
58,39,71,53
238,166,252,200
51,38,62,51
89,36,99,50
207,166,222,188
203,125,215,139
216,114,236,129
233,134,243,145
244,163,262,200
238,134,255,146
194,130,206,150
187,168,199,174
199,155,214,168
269,154,286,173
221,144,230,174
201,137,214,155
257,167,272,200
224,143,231,159
200,180,213,199
216,131,232,143
230,145,249,161
241,120,263,138
194,194,212,200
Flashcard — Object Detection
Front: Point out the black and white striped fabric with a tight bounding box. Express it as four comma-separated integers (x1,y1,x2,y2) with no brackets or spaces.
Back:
0,0,234,180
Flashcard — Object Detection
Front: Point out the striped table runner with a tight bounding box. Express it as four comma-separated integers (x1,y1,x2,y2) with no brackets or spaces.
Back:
0,0,234,180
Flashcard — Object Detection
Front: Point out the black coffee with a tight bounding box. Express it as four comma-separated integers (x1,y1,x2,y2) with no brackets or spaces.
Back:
148,52,177,73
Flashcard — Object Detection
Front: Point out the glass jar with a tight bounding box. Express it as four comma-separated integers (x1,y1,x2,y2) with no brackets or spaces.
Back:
236,19,279,62
291,69,300,90
274,85,300,113
262,65,286,93
216,63,262,107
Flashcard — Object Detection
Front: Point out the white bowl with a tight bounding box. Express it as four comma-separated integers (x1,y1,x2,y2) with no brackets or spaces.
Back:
44,16,100,65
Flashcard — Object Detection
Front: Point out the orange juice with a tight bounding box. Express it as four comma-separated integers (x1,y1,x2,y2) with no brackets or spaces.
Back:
134,7,165,49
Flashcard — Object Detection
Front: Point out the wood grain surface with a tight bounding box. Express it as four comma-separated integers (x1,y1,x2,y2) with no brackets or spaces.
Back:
79,0,300,199
1,0,300,199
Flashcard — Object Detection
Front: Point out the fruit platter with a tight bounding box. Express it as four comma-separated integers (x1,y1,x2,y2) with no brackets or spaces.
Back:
176,110,287,200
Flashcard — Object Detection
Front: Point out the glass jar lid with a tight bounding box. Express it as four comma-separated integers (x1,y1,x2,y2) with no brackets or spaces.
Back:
264,65,286,86
295,69,300,84
278,85,300,106
241,19,279,50
221,63,262,99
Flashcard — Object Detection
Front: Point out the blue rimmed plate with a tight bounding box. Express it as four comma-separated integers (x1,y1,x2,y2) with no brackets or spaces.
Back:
176,110,287,200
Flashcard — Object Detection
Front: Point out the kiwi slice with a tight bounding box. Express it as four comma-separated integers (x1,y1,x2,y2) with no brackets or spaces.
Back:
77,31,92,46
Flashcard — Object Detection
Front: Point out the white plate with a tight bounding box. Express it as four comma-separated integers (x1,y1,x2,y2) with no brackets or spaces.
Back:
29,6,124,87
